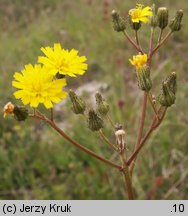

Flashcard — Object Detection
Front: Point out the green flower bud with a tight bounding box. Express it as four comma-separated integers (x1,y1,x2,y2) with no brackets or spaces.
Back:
69,90,86,114
112,10,126,32
150,15,157,28
166,72,177,94
13,106,28,121
158,81,176,107
56,72,65,79
95,92,109,116
136,65,152,91
87,110,103,131
169,9,183,32
157,7,168,29
150,5,157,28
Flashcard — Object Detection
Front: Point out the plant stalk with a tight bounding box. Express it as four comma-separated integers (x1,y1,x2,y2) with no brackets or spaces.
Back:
119,152,134,200
130,91,147,175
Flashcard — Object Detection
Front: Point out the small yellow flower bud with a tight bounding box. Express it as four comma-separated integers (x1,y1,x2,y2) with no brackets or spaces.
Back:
13,106,29,121
112,10,126,32
95,92,109,116
3,102,15,118
69,90,86,115
169,10,183,32
157,7,168,29
87,110,103,131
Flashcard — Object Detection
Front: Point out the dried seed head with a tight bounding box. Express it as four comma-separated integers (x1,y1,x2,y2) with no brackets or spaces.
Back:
3,102,15,118
115,123,123,131
115,128,126,151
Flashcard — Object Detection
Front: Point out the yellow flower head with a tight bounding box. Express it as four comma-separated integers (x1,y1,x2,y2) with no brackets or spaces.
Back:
12,64,67,109
38,43,88,77
3,102,15,118
129,4,153,23
129,53,148,68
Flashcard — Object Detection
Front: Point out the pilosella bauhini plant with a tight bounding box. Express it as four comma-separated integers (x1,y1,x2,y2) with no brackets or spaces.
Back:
4,4,183,200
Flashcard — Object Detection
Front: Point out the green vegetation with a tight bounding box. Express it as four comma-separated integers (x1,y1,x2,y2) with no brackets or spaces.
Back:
0,0,188,199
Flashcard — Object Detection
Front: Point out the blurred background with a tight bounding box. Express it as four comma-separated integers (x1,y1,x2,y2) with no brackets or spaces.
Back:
0,0,187,200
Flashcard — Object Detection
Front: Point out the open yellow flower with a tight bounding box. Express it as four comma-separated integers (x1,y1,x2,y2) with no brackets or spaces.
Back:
129,4,153,23
12,64,67,109
129,53,148,68
38,43,88,77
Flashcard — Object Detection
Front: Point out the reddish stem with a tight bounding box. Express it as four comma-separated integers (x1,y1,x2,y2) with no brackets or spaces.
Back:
31,113,122,170
130,92,148,174
123,31,144,54
127,107,166,165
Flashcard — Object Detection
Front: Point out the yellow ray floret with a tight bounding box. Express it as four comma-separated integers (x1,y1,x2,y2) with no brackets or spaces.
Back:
12,64,68,109
38,43,88,77
129,4,153,23
129,53,148,68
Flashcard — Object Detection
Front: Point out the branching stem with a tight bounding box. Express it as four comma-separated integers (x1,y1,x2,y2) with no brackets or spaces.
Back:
127,107,167,166
30,112,122,170
152,31,172,57
130,92,147,174
123,30,144,54
106,113,115,129
119,152,134,200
